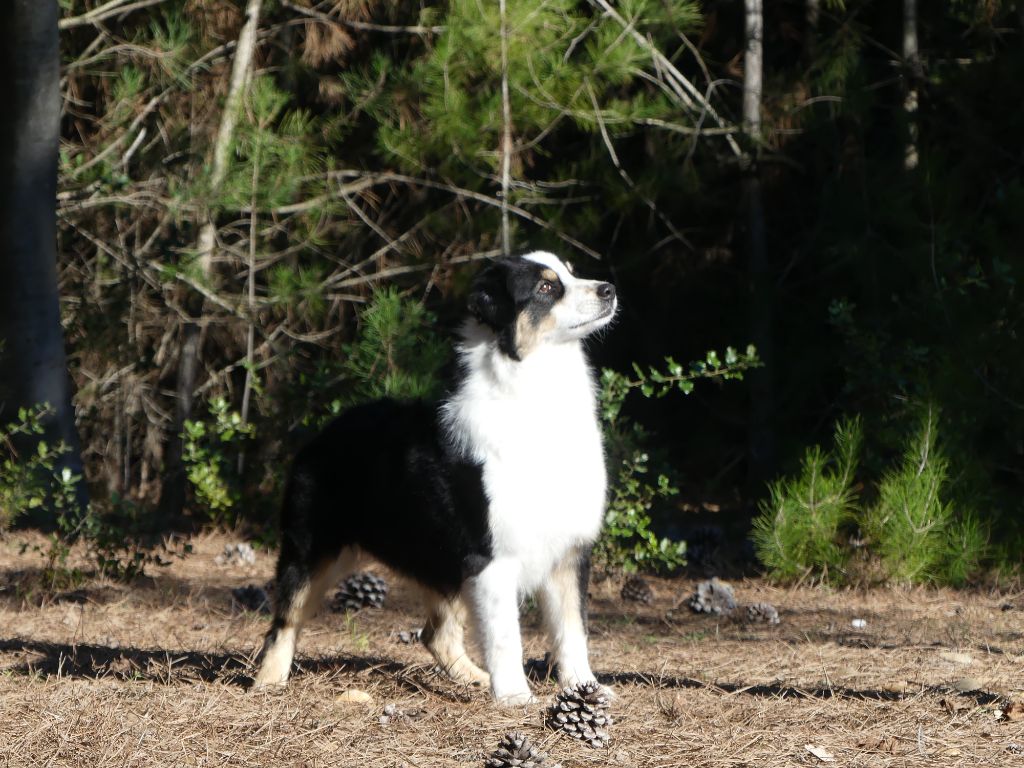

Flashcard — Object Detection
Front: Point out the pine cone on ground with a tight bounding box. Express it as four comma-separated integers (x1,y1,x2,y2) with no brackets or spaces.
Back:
686,577,736,615
620,575,653,604
546,681,613,749
215,542,256,566
332,572,388,611
745,602,780,624
525,653,558,682
232,582,272,613
485,732,560,768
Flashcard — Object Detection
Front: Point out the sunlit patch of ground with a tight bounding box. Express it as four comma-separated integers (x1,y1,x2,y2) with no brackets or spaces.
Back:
1,531,1022,767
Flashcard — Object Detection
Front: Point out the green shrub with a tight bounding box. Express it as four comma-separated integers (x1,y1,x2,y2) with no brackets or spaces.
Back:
0,404,73,531
594,449,683,574
46,491,187,583
861,408,987,585
183,397,255,524
344,287,448,401
751,418,862,583
754,408,991,586
0,399,179,581
595,347,759,574
314,287,449,425
943,512,989,586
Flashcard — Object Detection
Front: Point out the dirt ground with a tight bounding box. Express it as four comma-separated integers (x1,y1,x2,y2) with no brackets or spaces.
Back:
1,532,1022,767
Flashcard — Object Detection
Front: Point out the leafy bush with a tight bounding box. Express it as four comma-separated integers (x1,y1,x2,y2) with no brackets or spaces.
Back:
861,408,988,585
0,404,73,531
45,491,188,583
594,449,683,574
340,287,449,404
753,408,990,586
751,418,863,583
183,397,255,523
308,287,450,426
0,399,180,582
595,347,759,574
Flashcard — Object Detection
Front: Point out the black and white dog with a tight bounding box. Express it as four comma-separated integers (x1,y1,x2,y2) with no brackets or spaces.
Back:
253,251,616,705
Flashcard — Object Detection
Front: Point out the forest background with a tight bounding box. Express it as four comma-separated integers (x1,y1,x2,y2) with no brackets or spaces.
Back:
1,0,1023,585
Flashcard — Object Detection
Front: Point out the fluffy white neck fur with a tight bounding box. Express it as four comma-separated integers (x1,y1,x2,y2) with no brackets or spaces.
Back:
441,321,608,588
442,320,601,462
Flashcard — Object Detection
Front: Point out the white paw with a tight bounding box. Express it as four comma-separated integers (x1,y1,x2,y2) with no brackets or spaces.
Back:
250,677,286,691
596,682,616,700
252,657,291,690
494,690,539,707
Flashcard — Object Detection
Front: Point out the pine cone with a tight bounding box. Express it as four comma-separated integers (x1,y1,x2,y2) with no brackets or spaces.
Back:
545,681,613,749
525,653,558,682
332,572,388,611
686,577,736,615
215,542,256,566
232,582,272,613
393,629,421,644
745,602,780,624
620,575,653,604
485,732,560,768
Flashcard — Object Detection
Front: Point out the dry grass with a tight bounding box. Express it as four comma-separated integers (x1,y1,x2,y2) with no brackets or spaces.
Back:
2,531,1023,767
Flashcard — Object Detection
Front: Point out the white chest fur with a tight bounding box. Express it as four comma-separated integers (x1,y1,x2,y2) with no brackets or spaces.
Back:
441,330,608,590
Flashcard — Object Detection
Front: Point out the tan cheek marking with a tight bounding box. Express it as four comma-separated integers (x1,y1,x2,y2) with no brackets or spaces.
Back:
514,311,558,358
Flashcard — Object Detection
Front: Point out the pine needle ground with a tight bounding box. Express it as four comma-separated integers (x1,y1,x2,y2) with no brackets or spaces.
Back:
1,532,1023,767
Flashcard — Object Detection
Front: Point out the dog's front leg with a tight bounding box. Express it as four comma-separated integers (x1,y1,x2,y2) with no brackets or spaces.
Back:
538,546,597,689
465,558,535,706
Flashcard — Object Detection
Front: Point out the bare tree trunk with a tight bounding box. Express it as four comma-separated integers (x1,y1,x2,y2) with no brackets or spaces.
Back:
499,0,513,256
743,0,775,487
0,0,88,525
743,0,763,140
903,0,920,171
806,0,820,30
804,0,820,61
160,0,264,524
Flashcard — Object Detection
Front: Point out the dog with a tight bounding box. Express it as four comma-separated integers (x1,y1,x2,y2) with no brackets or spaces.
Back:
253,250,617,705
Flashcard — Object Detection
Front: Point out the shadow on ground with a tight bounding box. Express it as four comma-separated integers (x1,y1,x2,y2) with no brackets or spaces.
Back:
0,636,1004,709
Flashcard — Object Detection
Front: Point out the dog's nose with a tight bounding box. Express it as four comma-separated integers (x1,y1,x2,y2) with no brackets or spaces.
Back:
597,282,615,301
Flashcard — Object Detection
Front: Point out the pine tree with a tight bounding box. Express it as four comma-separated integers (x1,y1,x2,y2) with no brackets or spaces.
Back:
862,409,987,585
751,419,862,583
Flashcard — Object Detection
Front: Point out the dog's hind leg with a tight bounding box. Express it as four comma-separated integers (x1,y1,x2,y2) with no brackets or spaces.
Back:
253,546,359,689
421,592,490,688
538,546,597,689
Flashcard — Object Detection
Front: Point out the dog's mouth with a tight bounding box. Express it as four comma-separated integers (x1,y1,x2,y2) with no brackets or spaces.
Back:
570,305,616,330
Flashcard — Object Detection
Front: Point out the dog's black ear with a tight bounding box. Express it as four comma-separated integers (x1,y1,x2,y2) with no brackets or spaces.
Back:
468,261,514,329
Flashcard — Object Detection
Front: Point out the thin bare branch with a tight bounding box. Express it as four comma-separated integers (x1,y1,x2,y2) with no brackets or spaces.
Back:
588,0,742,158
499,0,513,256
280,0,444,35
59,0,170,30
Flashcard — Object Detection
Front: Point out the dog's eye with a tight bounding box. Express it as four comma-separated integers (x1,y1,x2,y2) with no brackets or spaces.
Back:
537,280,555,295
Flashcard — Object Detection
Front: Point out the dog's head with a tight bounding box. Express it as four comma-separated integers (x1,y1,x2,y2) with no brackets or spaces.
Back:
468,251,616,359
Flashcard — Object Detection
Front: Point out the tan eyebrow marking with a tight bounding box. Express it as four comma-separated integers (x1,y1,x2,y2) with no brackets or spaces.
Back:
540,269,559,282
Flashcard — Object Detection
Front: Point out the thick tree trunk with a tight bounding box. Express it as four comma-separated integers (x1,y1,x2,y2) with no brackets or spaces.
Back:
743,0,775,487
0,0,88,525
